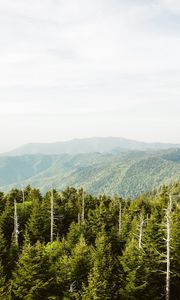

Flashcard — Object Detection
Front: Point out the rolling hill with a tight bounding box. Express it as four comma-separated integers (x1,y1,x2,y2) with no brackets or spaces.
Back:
0,148,180,198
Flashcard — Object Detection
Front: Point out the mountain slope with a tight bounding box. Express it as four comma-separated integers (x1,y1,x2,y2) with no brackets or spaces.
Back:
4,137,180,156
0,149,180,197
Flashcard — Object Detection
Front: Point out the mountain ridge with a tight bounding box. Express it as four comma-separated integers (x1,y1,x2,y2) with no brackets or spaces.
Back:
0,148,180,198
3,137,180,156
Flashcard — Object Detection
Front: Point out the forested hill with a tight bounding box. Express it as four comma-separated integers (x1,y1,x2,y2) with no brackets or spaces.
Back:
0,148,180,198
0,182,179,299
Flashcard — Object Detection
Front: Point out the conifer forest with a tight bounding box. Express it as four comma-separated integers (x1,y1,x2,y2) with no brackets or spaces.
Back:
0,182,179,299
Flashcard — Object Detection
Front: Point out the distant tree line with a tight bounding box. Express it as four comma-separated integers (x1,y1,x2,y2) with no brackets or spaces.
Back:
0,183,179,299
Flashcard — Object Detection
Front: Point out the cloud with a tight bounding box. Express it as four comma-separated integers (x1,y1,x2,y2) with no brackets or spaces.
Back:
159,0,180,14
0,0,180,150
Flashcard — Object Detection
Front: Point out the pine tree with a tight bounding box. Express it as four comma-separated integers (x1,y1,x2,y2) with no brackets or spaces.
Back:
11,240,53,299
119,237,147,300
0,261,6,300
81,233,119,300
0,204,14,246
0,192,5,213
0,229,7,263
134,204,166,299
27,199,47,243
54,235,90,299
170,198,180,299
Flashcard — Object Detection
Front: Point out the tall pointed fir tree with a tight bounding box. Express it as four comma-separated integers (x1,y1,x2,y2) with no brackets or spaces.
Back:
81,232,120,300
11,240,53,299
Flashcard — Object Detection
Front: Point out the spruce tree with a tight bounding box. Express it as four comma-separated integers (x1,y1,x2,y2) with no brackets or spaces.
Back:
81,233,119,300
0,261,6,300
27,199,47,243
11,240,53,299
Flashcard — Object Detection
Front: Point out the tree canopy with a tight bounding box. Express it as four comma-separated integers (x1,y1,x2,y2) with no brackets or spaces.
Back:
0,183,179,299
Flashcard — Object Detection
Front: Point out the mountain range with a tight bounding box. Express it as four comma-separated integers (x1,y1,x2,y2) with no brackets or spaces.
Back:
4,137,180,156
0,138,180,198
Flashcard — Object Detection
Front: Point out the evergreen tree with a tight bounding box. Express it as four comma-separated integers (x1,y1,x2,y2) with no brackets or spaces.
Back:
0,204,14,247
81,233,119,300
0,261,6,300
0,192,5,213
0,228,7,263
170,201,180,299
119,237,147,300
54,235,90,299
27,199,47,243
11,240,53,299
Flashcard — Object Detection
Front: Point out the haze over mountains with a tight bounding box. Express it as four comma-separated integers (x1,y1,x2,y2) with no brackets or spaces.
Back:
4,137,180,156
0,137,180,198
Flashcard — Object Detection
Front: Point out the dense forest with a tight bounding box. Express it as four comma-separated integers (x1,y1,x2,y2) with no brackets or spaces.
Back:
1,148,180,198
0,182,179,299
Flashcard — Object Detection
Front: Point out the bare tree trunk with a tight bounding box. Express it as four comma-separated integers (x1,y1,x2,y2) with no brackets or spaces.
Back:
118,202,122,235
78,213,81,225
50,189,54,242
22,185,25,214
82,190,85,223
138,214,144,249
166,195,172,300
22,187,25,205
14,199,19,246
146,213,149,224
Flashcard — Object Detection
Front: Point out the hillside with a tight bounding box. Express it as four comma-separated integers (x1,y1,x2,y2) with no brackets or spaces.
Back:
0,148,180,197
4,137,180,156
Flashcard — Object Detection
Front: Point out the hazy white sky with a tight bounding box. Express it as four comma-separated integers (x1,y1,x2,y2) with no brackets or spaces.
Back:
0,0,180,152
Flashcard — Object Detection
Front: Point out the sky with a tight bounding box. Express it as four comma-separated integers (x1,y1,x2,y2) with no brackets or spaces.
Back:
0,0,180,152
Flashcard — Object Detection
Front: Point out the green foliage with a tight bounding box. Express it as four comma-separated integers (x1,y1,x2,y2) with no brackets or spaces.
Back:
0,182,179,299
81,233,120,300
0,261,6,299
11,241,53,299
119,238,147,300
170,205,180,298
1,149,180,198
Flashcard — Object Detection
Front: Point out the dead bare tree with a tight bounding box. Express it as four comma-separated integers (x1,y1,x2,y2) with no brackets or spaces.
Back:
166,195,172,300
22,187,25,204
82,190,85,223
138,214,144,250
78,212,80,225
14,199,19,246
50,188,54,242
118,202,122,235
22,185,26,214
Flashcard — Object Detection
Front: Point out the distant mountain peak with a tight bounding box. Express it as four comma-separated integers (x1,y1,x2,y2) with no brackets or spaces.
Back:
3,137,180,156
